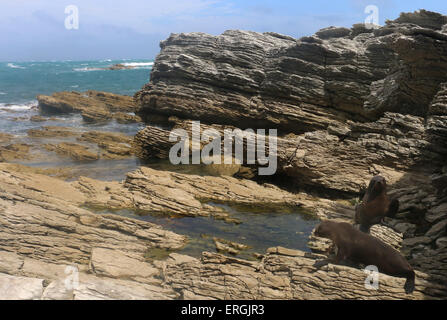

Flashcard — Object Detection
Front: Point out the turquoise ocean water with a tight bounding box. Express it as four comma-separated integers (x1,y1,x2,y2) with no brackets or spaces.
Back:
0,59,152,176
0,59,152,136
0,59,153,105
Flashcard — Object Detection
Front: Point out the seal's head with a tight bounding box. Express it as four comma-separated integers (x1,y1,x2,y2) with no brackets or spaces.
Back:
314,221,332,238
366,175,387,201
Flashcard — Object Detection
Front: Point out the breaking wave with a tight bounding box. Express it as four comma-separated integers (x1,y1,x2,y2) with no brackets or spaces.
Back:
7,63,26,69
122,62,154,68
0,101,37,111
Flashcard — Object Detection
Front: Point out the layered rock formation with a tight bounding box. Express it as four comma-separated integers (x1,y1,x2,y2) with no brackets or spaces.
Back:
25,126,135,161
1,164,446,300
72,166,311,221
37,91,141,124
135,11,447,195
131,10,447,299
136,10,447,125
1,9,446,300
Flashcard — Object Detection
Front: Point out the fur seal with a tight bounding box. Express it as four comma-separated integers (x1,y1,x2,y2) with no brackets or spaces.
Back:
314,220,415,294
355,175,399,232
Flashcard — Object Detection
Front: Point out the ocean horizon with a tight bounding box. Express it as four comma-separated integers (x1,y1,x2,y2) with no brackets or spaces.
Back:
0,59,154,106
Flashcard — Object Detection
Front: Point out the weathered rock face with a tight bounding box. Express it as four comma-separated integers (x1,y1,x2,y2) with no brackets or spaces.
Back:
134,10,447,195
0,162,445,299
37,91,138,123
0,165,188,299
77,131,134,159
136,11,447,131
4,246,446,300
162,248,447,300
71,166,312,221
129,10,447,300
2,9,446,300
0,143,32,162
133,113,446,194
27,126,77,138
105,63,135,71
44,143,99,161
25,127,135,162
0,164,186,265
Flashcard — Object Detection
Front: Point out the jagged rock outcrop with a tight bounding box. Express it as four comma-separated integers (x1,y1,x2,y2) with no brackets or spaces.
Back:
77,131,134,159
25,127,135,161
134,10,447,194
3,246,446,300
44,143,100,161
129,10,447,299
0,164,186,265
106,63,135,70
133,113,446,194
27,126,78,138
71,166,314,221
2,10,447,300
162,248,447,300
136,10,447,130
37,91,138,123
0,162,445,299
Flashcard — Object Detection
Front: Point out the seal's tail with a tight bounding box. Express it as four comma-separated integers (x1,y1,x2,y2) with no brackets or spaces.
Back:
404,270,415,294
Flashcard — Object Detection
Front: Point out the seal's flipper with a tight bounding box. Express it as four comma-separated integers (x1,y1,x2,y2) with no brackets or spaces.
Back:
387,198,399,218
358,186,366,201
354,203,363,224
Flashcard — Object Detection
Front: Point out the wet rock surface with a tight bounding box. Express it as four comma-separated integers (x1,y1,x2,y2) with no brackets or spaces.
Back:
28,126,78,138
71,166,312,220
43,143,99,161
37,91,140,124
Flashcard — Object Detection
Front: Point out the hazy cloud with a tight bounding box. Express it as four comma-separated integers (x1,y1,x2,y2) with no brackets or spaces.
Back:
1,0,445,61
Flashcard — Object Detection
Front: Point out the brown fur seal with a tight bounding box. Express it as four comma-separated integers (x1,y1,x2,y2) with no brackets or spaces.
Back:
355,175,399,232
314,220,415,294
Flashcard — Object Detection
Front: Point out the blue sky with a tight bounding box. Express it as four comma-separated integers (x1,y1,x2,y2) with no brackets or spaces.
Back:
1,0,445,61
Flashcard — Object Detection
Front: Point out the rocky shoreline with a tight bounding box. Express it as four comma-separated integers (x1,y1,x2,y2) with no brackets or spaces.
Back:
1,164,445,299
0,10,446,299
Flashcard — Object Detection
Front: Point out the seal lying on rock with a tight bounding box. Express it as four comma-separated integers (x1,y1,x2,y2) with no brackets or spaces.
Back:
314,220,415,294
355,175,399,232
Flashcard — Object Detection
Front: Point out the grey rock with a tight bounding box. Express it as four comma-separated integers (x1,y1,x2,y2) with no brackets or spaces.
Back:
403,236,432,247
425,219,447,238
134,11,447,194
436,237,447,248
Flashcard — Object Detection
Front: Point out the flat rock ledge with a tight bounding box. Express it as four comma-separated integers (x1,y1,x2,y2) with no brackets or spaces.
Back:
1,247,446,300
71,166,316,222
0,164,186,266
0,163,446,299
37,91,141,124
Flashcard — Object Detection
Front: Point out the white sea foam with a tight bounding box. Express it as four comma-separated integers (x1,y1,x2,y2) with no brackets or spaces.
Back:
0,101,37,111
73,67,103,72
7,63,26,69
0,92,6,95
122,62,154,67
